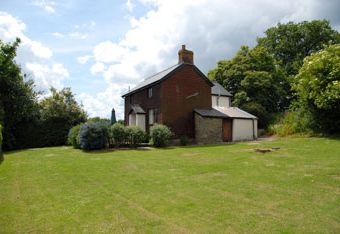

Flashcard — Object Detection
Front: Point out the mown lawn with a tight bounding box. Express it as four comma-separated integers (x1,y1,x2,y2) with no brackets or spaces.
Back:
0,137,339,233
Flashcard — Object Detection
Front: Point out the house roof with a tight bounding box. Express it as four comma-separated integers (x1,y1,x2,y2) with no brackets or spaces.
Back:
215,107,257,119
211,81,232,97
130,104,146,114
122,63,213,97
194,107,257,119
194,108,228,118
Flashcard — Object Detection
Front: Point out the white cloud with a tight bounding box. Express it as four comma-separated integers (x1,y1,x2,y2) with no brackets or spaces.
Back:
77,55,92,64
93,41,129,63
90,62,106,75
79,84,126,119
32,0,56,13
51,32,65,38
0,11,69,93
68,32,88,39
0,12,53,59
26,63,69,90
80,0,340,118
126,0,136,12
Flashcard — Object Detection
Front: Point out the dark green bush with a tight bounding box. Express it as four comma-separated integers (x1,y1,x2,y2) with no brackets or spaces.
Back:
79,122,109,150
125,126,145,147
150,124,172,147
0,124,3,163
110,123,126,147
180,135,189,146
67,125,81,149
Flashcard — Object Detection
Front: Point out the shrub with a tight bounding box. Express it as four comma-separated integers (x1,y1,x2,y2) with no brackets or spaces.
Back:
0,124,3,163
79,122,109,150
267,109,314,136
180,135,189,146
67,125,81,149
125,126,145,147
150,124,172,147
110,123,126,147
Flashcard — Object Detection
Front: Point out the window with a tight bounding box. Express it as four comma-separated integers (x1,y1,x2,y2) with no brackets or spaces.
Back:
148,87,153,98
149,109,154,124
148,108,158,125
216,96,220,106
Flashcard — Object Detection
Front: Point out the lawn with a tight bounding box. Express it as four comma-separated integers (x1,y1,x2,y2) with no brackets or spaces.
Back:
0,137,340,233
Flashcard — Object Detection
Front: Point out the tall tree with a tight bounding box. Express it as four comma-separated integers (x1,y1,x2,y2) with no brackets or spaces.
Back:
292,44,340,133
257,20,340,76
0,38,40,150
39,88,87,146
208,46,287,127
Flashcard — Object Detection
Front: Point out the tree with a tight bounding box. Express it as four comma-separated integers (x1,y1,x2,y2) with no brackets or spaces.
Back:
292,44,340,133
39,88,87,146
0,38,41,150
208,46,288,127
257,20,340,76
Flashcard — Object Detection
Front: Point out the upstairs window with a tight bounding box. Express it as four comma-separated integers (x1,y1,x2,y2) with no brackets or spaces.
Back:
148,87,153,98
216,96,220,106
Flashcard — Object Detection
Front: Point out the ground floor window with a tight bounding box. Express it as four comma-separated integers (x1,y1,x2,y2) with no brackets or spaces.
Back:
148,108,158,125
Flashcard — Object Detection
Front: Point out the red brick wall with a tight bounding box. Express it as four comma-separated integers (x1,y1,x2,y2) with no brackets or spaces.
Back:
124,83,161,132
161,64,212,138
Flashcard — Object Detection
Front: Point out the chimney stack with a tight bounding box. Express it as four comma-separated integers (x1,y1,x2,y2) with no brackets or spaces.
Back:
178,44,194,64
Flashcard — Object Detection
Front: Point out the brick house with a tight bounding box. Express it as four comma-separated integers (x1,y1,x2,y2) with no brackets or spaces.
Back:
122,45,257,143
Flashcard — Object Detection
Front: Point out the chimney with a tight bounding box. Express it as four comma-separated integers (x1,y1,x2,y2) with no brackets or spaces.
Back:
178,44,194,64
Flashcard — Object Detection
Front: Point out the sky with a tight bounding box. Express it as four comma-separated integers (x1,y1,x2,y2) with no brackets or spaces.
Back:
1,0,339,120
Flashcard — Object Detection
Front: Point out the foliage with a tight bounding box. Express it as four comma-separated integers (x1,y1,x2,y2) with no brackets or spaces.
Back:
150,124,172,147
267,109,314,136
67,125,81,149
258,20,340,76
79,122,109,150
125,126,146,147
291,44,340,133
0,124,3,162
179,135,189,146
209,46,288,127
116,119,125,125
110,123,126,147
111,108,116,125
87,117,110,125
0,38,41,150
39,87,87,146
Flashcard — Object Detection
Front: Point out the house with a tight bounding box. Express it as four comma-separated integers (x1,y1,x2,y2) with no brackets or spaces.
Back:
122,45,257,143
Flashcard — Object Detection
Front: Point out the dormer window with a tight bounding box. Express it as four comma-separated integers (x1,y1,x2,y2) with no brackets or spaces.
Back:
148,87,153,98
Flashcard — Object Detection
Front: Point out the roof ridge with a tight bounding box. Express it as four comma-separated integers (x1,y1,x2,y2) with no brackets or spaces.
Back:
144,63,179,81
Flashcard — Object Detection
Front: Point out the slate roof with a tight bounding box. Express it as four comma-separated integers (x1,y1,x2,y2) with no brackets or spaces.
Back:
211,81,232,97
194,107,257,119
215,107,257,119
130,104,146,114
122,63,213,97
194,108,228,118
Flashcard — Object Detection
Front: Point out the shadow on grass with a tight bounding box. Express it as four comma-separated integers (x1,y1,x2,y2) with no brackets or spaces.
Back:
0,152,3,165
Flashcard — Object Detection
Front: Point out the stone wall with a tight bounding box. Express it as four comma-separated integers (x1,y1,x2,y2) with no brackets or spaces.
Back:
195,114,222,144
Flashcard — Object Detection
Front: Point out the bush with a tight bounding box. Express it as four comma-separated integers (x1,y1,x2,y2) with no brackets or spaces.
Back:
267,109,314,136
150,124,172,147
125,126,145,147
67,125,81,149
110,123,126,147
180,135,189,146
79,122,109,150
0,124,3,163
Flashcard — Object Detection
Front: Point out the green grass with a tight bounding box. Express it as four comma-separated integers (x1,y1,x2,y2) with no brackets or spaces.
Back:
1,137,340,233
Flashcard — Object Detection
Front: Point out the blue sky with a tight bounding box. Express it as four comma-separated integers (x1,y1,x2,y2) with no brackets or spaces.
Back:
1,0,339,119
